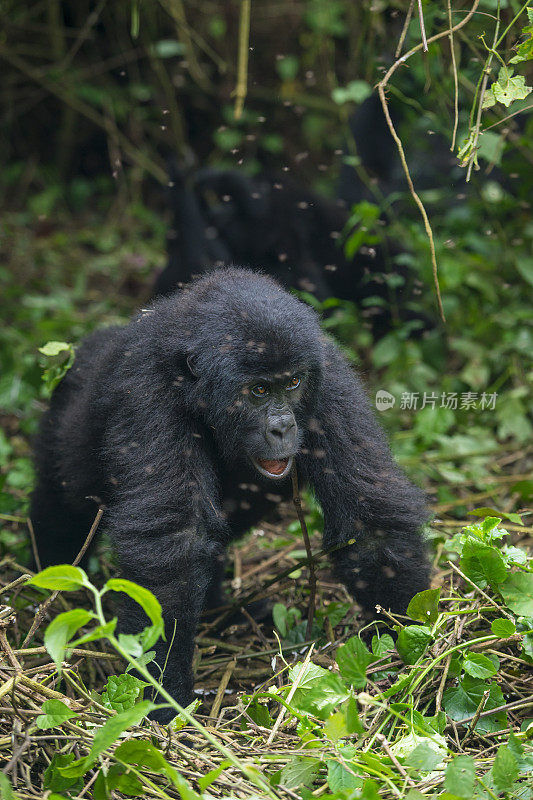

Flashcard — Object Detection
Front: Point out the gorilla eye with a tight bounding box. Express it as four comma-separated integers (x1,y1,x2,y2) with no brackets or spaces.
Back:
251,384,268,397
286,376,301,390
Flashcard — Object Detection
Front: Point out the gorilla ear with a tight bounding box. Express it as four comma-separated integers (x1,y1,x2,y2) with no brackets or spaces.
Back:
186,354,199,377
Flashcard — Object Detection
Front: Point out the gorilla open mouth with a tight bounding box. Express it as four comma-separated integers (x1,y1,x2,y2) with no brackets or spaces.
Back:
252,456,293,480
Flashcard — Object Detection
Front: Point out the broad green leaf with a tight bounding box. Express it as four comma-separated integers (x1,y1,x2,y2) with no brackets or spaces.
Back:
463,652,499,679
444,755,476,797
291,672,350,720
510,11,533,64
501,572,533,616
93,763,143,799
323,711,349,741
279,757,320,789
344,695,364,734
288,661,328,689
44,608,94,669
29,564,90,591
360,778,381,800
493,744,519,793
396,625,432,665
443,677,506,732
460,539,507,590
371,632,394,658
0,775,14,800
483,67,532,108
59,701,155,776
70,618,117,647
43,753,84,794
332,80,372,106
114,739,185,787
38,341,72,357
405,741,443,772
118,632,144,658
407,588,441,625
491,617,516,637
273,603,288,637
102,673,148,712
36,699,78,729
327,752,362,792
105,579,164,644
336,636,373,687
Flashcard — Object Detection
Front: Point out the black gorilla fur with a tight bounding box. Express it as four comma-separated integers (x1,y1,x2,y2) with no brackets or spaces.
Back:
155,167,428,338
31,268,430,722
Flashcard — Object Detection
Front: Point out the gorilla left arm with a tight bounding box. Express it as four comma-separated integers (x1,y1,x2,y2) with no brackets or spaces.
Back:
298,343,431,614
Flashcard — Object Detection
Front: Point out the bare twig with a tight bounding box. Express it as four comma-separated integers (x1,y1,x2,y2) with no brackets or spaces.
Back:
291,466,317,639
395,0,415,58
417,0,428,51
21,506,104,648
234,0,251,120
26,517,41,573
447,0,459,149
378,0,481,322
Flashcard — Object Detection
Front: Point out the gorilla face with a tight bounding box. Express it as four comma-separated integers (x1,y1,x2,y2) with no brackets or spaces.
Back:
242,371,306,480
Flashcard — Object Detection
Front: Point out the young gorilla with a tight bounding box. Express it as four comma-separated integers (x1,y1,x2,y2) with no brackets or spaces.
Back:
31,269,430,722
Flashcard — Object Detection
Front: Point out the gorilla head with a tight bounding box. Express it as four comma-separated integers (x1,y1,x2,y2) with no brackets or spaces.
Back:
161,270,323,479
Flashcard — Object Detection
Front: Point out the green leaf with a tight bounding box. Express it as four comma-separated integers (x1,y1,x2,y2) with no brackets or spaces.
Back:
273,603,288,637
38,341,72,357
360,778,382,800
323,711,349,741
0,775,14,800
491,617,516,637
336,636,373,687
501,572,533,616
292,672,350,720
198,761,232,791
492,744,519,793
59,701,155,776
407,588,441,625
114,739,185,787
463,652,499,679
509,12,533,64
483,67,532,108
43,753,84,794
70,618,117,647
405,741,443,772
105,579,164,645
36,699,78,729
443,677,507,732
444,755,476,797
332,80,372,106
44,608,94,670
102,673,148,712
276,55,299,82
396,625,432,665
279,757,320,789
371,632,395,658
29,564,90,591
93,763,143,799
344,695,364,734
327,751,362,792
460,539,507,590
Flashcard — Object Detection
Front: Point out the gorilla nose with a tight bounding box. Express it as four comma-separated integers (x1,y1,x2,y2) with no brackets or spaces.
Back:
266,415,296,448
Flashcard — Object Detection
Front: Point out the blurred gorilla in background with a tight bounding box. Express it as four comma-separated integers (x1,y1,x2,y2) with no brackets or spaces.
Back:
154,94,434,338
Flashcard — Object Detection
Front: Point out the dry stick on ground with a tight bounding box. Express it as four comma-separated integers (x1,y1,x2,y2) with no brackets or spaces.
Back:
377,0,481,322
291,466,317,639
21,506,105,648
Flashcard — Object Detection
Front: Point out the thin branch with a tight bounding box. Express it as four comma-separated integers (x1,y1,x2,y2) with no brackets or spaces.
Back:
417,0,428,51
377,0,481,322
21,506,105,648
234,0,251,120
395,0,415,58
291,466,317,639
447,0,459,150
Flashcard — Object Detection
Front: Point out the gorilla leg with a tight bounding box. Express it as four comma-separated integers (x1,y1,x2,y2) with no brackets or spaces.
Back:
30,480,97,568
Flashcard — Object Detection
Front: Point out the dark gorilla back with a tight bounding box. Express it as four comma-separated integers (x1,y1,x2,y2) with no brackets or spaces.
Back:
31,268,430,723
